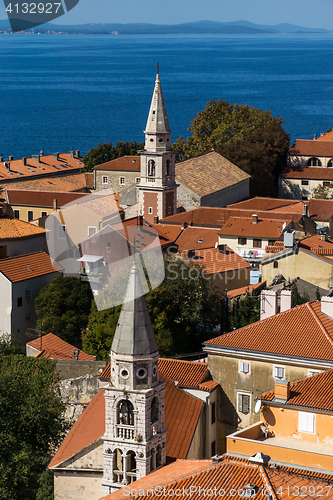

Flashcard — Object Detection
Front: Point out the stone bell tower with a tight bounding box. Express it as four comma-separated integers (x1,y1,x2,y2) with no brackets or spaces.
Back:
137,63,178,224
101,264,167,495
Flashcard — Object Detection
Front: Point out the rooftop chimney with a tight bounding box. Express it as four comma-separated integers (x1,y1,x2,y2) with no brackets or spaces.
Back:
283,229,294,248
181,221,188,230
321,234,327,242
40,150,44,156
280,289,293,312
274,380,290,402
260,290,278,320
8,155,14,161
154,216,159,224
0,157,3,162
314,133,317,139
219,243,227,254
252,214,258,224
248,452,270,465
5,161,10,171
138,215,143,228
70,149,74,158
211,455,223,464
72,349,79,360
22,157,26,166
75,150,80,158
32,154,40,163
187,249,195,259
321,296,333,319
53,153,59,161
303,204,308,216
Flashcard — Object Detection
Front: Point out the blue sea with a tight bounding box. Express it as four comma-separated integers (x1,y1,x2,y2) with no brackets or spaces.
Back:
1,33,333,159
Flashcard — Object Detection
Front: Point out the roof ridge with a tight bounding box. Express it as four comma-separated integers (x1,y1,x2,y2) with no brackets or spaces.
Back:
259,465,278,500
0,250,45,262
307,302,333,349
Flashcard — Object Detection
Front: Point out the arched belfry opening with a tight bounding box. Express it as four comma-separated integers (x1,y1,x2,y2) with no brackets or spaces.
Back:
117,400,134,426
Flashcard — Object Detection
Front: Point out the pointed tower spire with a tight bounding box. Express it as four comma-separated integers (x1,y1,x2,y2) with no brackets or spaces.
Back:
111,264,158,356
144,63,171,152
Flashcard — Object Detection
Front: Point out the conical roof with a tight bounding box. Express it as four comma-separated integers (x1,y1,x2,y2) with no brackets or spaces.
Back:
111,264,158,356
145,71,171,135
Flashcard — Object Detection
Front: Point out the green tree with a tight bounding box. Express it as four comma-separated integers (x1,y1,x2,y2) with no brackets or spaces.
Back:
35,277,94,343
82,257,221,360
292,284,310,306
174,99,290,197
0,355,67,500
82,141,144,172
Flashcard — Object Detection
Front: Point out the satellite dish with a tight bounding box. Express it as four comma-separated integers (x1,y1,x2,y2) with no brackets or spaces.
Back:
254,400,262,414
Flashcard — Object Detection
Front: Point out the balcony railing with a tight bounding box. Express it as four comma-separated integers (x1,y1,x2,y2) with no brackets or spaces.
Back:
117,425,135,439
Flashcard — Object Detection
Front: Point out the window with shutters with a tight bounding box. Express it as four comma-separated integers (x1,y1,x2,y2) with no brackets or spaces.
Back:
237,393,250,414
298,411,315,433
239,361,250,375
273,365,285,379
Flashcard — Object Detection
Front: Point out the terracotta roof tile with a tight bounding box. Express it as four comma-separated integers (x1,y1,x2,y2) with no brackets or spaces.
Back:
262,367,333,412
204,300,333,362
161,207,301,228
100,455,333,500
0,153,82,182
150,223,183,243
93,156,141,172
49,378,203,468
0,251,63,282
299,234,333,255
0,173,90,192
0,217,46,239
227,197,301,211
174,227,220,252
163,377,203,459
198,380,219,391
185,247,251,275
5,189,88,207
49,389,105,468
175,151,250,197
219,216,291,239
289,139,333,156
100,358,212,390
316,131,333,141
282,167,333,180
227,281,266,299
27,332,96,361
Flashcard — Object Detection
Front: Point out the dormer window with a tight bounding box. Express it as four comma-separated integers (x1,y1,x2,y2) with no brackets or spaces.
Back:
148,160,156,177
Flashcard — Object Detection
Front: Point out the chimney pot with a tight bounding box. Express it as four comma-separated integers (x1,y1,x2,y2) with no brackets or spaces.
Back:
303,204,308,216
280,289,293,312
53,153,59,161
70,149,74,158
5,161,10,171
32,154,40,163
260,290,278,320
40,150,44,156
72,349,79,360
75,150,80,158
8,155,14,161
274,379,290,401
153,216,159,224
22,157,26,166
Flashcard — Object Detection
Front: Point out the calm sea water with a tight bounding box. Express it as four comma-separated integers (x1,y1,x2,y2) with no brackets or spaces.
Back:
1,33,333,159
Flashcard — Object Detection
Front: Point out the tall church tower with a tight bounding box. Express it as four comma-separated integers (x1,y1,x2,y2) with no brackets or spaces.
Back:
101,264,167,495
137,64,178,223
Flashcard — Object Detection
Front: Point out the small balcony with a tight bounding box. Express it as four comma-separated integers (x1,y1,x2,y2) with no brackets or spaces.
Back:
116,425,135,440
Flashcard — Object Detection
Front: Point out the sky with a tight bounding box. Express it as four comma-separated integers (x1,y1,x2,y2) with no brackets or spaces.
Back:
1,0,333,29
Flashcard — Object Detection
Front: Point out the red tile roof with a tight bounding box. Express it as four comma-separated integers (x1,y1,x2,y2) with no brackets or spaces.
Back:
150,223,183,243
0,172,90,192
0,216,46,239
100,455,333,500
282,167,333,180
0,153,82,181
227,197,301,211
100,357,215,391
204,300,333,363
163,377,203,458
261,368,333,412
49,389,105,468
289,139,333,156
0,251,63,282
316,130,333,141
306,198,333,222
93,156,141,172
219,216,291,239
49,378,203,468
5,189,89,207
175,151,250,197
299,234,333,256
27,332,96,361
174,227,220,252
161,207,301,228
185,247,251,275
227,281,266,299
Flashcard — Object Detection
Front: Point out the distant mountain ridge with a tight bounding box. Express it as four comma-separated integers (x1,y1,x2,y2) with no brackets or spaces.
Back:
0,19,330,34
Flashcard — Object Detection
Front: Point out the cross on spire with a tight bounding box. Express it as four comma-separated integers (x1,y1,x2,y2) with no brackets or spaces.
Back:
156,62,160,75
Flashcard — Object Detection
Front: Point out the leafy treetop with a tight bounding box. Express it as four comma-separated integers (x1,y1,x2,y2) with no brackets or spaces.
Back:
82,141,144,172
